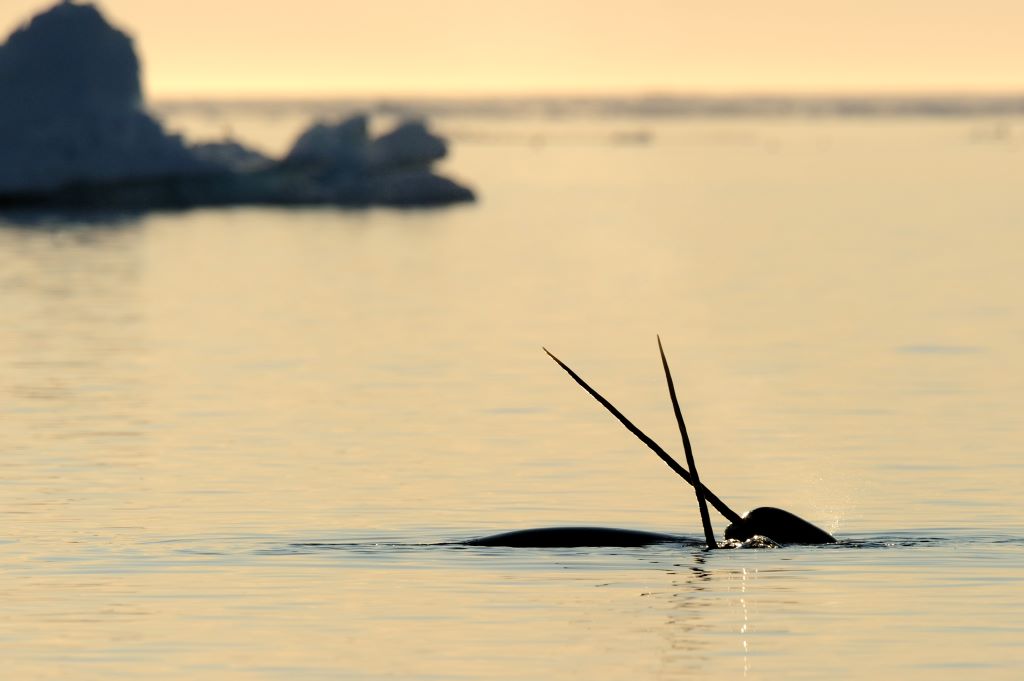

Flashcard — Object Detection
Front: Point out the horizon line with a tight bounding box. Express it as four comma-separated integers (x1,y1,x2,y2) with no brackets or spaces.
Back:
149,89,1024,104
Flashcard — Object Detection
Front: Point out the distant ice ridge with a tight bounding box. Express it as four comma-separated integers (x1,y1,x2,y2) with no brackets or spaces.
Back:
0,1,474,209
168,94,1024,123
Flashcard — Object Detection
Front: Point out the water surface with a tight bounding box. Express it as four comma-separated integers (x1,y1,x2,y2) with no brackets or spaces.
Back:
2,107,1023,679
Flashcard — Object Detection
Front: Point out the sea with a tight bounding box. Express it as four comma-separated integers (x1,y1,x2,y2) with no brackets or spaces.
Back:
2,96,1023,679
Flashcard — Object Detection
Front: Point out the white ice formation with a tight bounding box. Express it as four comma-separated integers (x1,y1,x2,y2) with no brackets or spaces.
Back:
0,1,474,208
0,1,207,196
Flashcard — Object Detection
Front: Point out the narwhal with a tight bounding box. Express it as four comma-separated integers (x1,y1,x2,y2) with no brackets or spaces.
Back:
468,339,836,548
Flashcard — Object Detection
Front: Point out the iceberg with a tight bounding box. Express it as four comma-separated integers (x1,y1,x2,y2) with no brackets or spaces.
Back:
369,120,448,171
0,1,474,209
285,115,371,170
0,1,208,197
278,115,473,206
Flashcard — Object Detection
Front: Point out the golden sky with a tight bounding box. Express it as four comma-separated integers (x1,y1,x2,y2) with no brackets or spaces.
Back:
3,0,1023,98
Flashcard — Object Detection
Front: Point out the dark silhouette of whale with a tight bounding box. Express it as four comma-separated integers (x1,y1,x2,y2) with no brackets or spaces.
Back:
724,507,836,545
466,527,684,548
469,342,836,548
469,511,835,547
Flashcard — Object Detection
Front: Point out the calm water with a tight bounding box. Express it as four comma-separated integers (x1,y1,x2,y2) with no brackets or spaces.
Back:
2,105,1023,679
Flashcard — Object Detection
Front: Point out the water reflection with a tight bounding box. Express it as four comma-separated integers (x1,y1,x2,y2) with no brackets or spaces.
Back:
739,567,752,677
1,225,147,422
0,207,146,230
3,114,1023,679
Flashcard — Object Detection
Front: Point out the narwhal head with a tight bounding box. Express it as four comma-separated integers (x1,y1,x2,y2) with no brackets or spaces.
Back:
724,507,836,545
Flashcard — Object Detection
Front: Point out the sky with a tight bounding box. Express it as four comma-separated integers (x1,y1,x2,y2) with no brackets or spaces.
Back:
3,0,1023,98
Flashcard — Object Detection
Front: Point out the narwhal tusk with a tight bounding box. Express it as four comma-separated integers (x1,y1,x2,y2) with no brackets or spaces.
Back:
657,335,717,549
543,347,742,524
